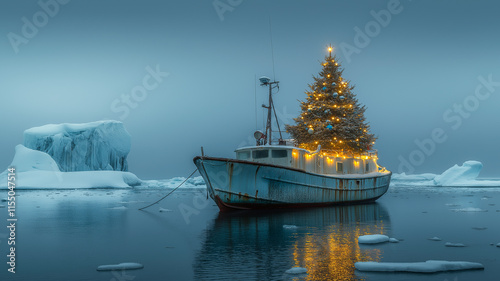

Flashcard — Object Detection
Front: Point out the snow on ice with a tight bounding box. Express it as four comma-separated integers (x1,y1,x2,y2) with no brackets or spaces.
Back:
96,262,144,271
391,161,500,187
355,260,484,273
24,120,130,172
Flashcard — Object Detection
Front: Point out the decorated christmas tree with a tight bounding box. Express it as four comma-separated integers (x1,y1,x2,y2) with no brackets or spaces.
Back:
286,46,376,154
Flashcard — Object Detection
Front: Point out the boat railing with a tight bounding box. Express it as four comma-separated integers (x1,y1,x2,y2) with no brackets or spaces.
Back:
317,149,378,159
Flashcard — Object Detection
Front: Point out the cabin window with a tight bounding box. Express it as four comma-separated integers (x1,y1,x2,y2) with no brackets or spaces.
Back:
336,162,343,172
237,151,250,160
272,149,288,158
365,163,370,172
252,150,269,159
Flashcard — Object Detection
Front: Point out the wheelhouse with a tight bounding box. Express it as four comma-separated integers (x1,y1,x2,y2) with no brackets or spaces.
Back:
235,146,380,175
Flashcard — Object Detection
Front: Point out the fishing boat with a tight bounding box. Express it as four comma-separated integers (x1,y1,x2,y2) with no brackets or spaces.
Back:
194,75,391,211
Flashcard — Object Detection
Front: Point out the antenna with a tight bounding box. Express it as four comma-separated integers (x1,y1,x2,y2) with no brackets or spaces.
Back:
269,17,276,80
254,74,258,130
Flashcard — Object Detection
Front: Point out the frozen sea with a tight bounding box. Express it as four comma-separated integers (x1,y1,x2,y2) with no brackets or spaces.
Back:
1,184,499,281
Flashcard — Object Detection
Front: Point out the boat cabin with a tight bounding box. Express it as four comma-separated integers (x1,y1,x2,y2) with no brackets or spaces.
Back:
235,146,379,175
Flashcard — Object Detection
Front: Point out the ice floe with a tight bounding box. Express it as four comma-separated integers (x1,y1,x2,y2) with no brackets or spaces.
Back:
108,206,127,210
0,145,141,189
358,234,390,244
445,242,466,247
428,237,442,241
285,267,307,274
96,262,144,271
391,161,500,187
355,260,484,273
451,207,487,212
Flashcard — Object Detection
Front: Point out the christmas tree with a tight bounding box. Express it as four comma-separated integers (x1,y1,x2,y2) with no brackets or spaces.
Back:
285,46,376,154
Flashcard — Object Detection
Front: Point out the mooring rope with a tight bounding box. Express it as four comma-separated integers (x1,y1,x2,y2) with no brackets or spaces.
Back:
138,169,198,211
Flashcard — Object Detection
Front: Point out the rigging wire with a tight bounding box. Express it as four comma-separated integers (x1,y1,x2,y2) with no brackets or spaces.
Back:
138,169,198,211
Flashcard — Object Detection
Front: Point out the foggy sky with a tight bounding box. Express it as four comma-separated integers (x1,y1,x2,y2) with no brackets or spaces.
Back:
1,0,500,179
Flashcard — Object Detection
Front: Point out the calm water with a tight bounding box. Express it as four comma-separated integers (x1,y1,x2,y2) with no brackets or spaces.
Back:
0,186,499,281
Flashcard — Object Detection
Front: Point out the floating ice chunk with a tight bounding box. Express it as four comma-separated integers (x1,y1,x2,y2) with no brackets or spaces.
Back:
108,206,127,210
285,267,307,274
159,208,172,212
1,198,6,202
283,225,298,229
389,238,400,243
445,242,466,247
355,260,484,273
496,243,500,247
428,237,442,241
0,205,5,208
96,262,144,271
451,207,487,212
358,234,390,244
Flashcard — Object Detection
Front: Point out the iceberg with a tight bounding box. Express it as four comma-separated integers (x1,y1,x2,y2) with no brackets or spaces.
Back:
391,161,500,187
433,161,482,186
0,120,142,189
23,120,130,172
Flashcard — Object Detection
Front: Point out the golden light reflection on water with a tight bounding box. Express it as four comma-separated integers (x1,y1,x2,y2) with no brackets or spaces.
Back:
195,203,389,281
292,221,385,281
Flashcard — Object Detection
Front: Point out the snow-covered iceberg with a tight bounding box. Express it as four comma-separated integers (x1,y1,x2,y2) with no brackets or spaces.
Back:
0,145,141,189
24,120,130,172
391,161,500,187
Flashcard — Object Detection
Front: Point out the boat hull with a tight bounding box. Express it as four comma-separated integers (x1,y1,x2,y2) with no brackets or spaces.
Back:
193,156,391,211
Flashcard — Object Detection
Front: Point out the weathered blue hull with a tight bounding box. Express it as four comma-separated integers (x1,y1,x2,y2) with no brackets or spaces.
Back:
193,156,391,211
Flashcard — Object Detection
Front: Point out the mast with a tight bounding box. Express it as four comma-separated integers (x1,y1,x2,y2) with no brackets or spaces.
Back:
259,76,279,145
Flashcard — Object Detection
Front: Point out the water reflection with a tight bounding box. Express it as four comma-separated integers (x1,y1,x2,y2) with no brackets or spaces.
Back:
194,204,390,281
